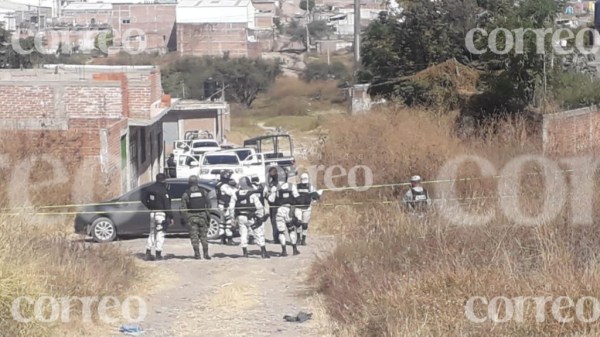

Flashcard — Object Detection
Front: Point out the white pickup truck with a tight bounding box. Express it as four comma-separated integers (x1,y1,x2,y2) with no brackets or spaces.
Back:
177,150,267,183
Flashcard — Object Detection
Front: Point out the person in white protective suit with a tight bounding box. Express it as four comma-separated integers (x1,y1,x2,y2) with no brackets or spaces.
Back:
267,175,300,257
229,176,270,259
294,173,320,246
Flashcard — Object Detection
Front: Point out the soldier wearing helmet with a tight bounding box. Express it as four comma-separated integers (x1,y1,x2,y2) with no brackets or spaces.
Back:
216,169,236,245
295,173,319,246
229,176,269,259
403,175,432,213
180,175,211,260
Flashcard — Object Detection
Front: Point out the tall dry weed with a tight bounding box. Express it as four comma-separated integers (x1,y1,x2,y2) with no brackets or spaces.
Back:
309,107,600,335
0,133,145,336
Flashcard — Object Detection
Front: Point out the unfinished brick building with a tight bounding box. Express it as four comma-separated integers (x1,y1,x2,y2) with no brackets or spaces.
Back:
50,3,177,55
0,65,230,197
176,0,272,57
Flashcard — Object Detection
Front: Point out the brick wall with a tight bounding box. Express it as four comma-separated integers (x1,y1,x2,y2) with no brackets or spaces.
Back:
543,106,600,154
177,23,249,57
65,86,124,118
128,86,153,119
256,16,274,28
60,12,112,26
111,4,177,53
0,86,55,118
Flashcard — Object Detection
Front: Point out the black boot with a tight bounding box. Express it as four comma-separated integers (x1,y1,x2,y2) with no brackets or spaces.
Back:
145,249,154,261
156,251,163,261
220,234,226,245
292,244,300,256
193,247,201,260
227,237,234,246
242,247,248,258
261,246,270,259
301,235,306,246
280,245,288,257
203,247,211,260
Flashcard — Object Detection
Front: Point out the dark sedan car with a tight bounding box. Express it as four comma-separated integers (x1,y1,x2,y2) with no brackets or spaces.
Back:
74,178,224,243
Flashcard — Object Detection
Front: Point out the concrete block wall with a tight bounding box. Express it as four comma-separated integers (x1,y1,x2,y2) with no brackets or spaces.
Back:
542,106,600,154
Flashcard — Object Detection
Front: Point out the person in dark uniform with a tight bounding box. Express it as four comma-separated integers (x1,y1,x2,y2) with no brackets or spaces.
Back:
180,175,211,260
142,173,173,261
167,153,176,178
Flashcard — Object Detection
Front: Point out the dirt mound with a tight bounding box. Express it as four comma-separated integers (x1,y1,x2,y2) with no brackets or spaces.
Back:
409,58,480,95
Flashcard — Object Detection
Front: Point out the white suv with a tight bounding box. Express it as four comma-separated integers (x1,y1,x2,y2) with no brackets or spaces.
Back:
191,139,220,156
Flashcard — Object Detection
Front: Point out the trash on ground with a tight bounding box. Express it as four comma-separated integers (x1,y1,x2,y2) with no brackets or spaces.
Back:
120,325,144,335
283,311,312,323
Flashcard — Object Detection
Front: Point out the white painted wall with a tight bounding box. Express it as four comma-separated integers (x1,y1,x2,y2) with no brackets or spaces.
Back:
176,2,256,28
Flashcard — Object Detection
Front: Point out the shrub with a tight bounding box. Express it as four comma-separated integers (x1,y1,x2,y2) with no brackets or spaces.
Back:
303,61,350,82
552,72,600,109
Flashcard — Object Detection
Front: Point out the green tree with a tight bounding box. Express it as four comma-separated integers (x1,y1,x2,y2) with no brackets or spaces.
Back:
304,61,349,82
95,32,114,56
474,0,560,108
360,0,474,94
162,57,281,108
287,19,332,49
299,0,315,11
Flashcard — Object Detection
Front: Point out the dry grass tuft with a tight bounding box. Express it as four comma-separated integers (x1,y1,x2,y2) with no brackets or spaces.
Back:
0,134,146,336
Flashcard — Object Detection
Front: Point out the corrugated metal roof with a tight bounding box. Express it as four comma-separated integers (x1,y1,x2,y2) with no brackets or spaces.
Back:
0,1,45,11
63,2,113,10
177,0,250,8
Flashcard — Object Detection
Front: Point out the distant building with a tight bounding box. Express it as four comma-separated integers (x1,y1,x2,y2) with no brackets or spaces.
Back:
176,0,257,57
0,1,52,32
176,0,273,57
49,3,177,55
566,0,595,15
0,64,230,196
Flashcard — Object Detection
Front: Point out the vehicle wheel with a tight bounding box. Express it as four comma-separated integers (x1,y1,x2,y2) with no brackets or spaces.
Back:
91,217,117,243
207,214,220,240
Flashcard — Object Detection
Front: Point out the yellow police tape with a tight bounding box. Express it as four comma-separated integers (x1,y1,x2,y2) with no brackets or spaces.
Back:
0,193,527,216
0,167,582,213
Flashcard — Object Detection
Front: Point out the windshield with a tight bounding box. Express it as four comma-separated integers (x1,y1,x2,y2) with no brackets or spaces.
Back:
234,150,252,161
203,155,239,165
193,142,218,148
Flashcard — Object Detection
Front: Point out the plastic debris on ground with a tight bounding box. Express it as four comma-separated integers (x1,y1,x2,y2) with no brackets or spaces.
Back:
283,311,313,323
119,325,144,335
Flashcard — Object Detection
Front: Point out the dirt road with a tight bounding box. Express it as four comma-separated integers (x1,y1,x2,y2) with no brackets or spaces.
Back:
115,226,333,336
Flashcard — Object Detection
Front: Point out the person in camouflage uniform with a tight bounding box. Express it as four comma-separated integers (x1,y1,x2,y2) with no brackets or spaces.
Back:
180,175,211,260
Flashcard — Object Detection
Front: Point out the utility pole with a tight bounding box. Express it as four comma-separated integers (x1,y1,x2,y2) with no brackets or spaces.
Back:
327,48,330,65
353,0,360,72
37,0,41,30
305,8,310,52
